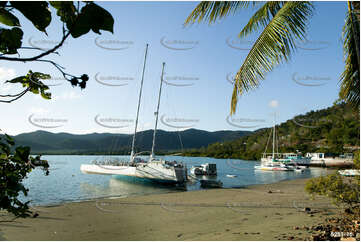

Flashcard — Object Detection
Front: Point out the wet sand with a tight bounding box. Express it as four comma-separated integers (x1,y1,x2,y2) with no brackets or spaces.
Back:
0,178,339,241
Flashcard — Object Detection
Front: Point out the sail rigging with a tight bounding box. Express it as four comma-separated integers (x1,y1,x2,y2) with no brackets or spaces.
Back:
81,51,187,184
150,62,165,159
131,44,149,161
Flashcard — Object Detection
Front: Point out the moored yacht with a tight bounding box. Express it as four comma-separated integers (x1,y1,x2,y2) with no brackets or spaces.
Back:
261,152,310,166
80,157,187,184
255,161,294,171
255,115,302,172
80,46,187,184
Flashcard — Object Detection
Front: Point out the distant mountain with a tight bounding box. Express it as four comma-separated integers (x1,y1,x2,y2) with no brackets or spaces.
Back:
6,129,252,155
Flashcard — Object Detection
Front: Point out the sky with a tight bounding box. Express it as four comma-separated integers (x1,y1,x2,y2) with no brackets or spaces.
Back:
0,1,349,135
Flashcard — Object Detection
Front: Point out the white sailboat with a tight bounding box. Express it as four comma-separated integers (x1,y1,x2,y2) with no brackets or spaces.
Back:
255,115,294,171
80,45,187,184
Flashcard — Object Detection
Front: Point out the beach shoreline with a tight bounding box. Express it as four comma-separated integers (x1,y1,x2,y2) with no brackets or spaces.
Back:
0,177,342,241
23,173,316,208
21,172,331,209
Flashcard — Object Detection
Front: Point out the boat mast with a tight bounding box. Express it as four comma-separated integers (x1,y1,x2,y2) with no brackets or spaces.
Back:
130,44,149,161
272,113,275,160
150,62,165,160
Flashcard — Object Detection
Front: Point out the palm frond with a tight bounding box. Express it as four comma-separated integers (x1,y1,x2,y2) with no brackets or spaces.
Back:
239,1,284,38
231,1,314,114
184,1,259,26
339,2,360,110
351,1,360,22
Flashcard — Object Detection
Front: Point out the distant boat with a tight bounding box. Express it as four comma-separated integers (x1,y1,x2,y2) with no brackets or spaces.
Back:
226,174,237,178
255,115,295,172
80,45,187,184
294,166,306,172
190,163,217,176
338,169,360,176
263,153,311,166
255,162,294,171
260,153,310,170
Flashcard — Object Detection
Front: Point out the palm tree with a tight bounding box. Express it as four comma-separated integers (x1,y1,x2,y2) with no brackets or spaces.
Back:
339,1,360,110
184,1,360,114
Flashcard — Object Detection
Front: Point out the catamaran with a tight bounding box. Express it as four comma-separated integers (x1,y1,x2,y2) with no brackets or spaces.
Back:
80,45,187,184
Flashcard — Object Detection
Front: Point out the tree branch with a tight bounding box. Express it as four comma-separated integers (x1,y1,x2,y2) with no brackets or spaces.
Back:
0,32,70,62
0,89,29,103
34,59,76,80
19,47,60,55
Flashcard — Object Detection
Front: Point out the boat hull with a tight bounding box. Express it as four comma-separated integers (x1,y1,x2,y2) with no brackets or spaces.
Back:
80,163,186,184
261,157,310,166
254,165,293,171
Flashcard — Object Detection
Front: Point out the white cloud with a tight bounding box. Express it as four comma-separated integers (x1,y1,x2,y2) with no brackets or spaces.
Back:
0,67,16,92
0,82,13,93
269,100,279,108
0,67,16,81
28,107,50,115
32,91,82,101
53,91,82,101
142,122,152,128
136,122,152,132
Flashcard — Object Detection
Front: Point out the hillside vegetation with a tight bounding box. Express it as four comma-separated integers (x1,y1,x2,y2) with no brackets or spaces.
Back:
183,103,360,160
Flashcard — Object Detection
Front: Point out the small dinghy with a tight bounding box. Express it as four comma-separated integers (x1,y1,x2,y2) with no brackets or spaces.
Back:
338,169,360,177
294,166,306,172
190,163,217,176
226,174,237,178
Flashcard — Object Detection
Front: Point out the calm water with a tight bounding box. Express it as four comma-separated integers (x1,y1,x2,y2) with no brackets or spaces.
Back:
20,155,330,206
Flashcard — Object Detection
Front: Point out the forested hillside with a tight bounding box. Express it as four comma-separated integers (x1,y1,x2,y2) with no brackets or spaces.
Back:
6,129,251,155
183,103,360,160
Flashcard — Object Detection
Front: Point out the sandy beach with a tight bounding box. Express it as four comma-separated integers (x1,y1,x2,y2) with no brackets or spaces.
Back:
0,178,340,241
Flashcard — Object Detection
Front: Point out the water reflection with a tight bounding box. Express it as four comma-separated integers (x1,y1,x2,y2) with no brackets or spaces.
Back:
80,176,183,200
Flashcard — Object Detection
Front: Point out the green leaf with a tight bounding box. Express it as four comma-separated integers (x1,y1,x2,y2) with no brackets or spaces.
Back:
5,71,52,100
40,89,51,99
339,4,360,109
0,153,7,159
14,146,30,161
49,1,76,26
69,12,91,38
230,1,314,114
184,1,260,25
10,1,51,33
33,72,51,80
15,183,28,196
6,76,25,84
70,2,114,38
0,8,20,26
49,1,62,9
29,87,39,94
84,3,114,34
0,27,23,54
